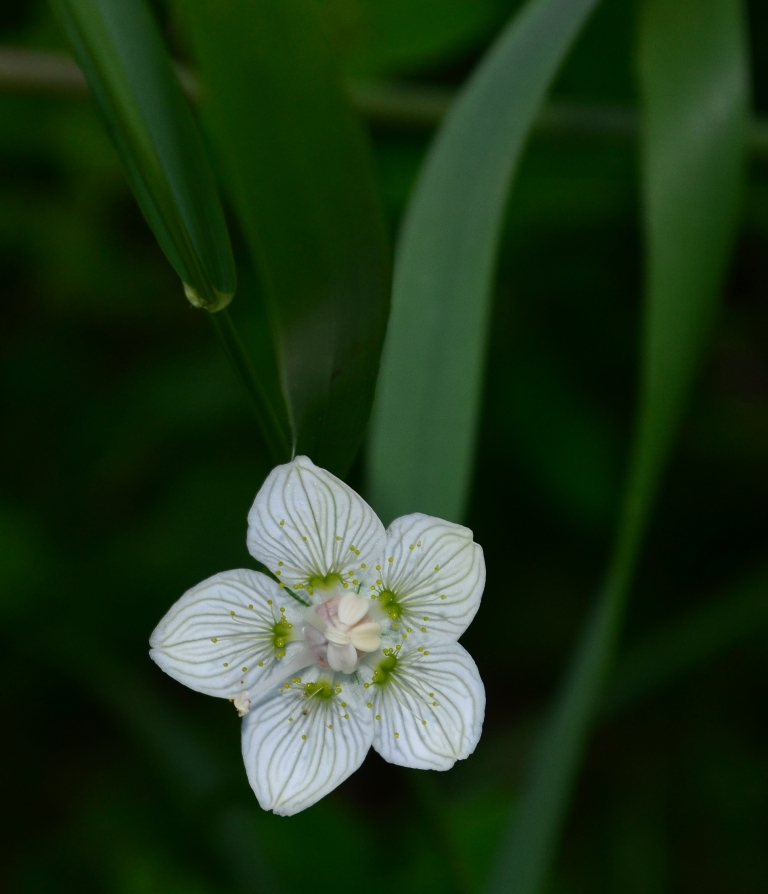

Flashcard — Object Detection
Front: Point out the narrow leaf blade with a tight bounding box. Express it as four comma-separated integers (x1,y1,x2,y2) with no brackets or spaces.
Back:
367,0,601,524
487,2,749,893
51,0,237,310
174,0,391,476
632,0,749,500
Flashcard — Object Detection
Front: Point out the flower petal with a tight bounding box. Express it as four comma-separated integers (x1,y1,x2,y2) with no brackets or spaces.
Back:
327,641,357,673
149,569,308,698
241,668,373,815
367,638,484,771
380,513,485,638
247,456,385,591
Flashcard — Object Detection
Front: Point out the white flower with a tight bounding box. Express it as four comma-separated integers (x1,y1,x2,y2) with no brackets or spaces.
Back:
150,456,485,815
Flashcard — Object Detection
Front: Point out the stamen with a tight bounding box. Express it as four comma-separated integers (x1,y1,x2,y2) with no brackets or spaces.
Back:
233,691,251,716
306,589,382,673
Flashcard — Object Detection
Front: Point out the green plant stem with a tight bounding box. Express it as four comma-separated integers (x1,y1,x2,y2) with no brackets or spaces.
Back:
6,46,768,155
209,309,290,464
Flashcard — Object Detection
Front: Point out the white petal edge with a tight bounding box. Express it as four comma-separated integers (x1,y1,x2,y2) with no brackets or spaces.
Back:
242,668,374,815
381,513,485,639
367,638,485,771
247,456,385,591
149,569,308,698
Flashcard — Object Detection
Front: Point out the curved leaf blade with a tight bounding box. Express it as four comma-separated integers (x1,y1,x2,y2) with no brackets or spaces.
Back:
487,2,749,893
174,0,391,476
367,0,601,525
51,0,236,310
632,0,749,503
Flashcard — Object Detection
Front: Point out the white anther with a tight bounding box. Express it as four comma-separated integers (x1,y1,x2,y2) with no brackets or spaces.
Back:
349,621,382,652
338,592,369,627
325,626,352,646
233,690,251,717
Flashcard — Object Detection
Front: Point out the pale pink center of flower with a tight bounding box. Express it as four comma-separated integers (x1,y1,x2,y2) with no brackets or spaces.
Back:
304,591,382,673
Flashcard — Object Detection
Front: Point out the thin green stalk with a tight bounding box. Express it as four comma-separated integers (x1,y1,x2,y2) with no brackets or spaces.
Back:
9,46,768,156
209,309,291,464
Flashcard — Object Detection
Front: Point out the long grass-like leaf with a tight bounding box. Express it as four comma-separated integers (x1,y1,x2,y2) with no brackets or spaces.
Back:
51,0,236,312
367,0,601,524
174,0,391,477
487,2,749,892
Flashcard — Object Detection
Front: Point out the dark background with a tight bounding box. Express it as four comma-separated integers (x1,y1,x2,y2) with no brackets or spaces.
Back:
2,0,768,891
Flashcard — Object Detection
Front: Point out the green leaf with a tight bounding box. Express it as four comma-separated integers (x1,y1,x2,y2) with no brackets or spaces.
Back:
628,0,749,533
50,0,236,311
174,0,391,476
367,0,601,525
334,0,500,78
487,2,749,893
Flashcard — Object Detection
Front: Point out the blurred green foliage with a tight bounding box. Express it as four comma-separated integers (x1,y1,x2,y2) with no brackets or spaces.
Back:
2,0,768,892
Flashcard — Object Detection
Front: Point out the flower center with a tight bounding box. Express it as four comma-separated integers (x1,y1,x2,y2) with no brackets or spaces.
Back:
377,589,403,619
307,572,343,592
372,652,399,686
304,591,382,674
304,680,335,700
271,618,292,656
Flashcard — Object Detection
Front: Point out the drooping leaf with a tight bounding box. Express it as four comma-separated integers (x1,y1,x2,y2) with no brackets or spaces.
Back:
487,2,749,892
50,0,236,312
367,0,602,525
173,0,391,477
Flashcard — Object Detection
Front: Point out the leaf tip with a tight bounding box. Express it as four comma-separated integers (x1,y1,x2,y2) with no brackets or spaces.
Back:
183,282,234,313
